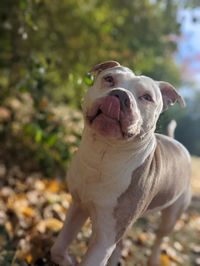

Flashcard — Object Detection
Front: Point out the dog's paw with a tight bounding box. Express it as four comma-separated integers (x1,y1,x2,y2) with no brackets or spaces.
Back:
51,247,77,266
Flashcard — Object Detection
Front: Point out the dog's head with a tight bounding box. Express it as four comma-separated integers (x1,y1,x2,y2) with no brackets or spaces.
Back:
83,61,185,140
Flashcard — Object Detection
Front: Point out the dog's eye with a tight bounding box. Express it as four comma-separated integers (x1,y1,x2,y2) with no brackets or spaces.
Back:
139,94,154,102
104,75,114,86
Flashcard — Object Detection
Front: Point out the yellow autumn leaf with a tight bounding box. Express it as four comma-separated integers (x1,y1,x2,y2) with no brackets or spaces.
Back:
25,254,33,264
45,218,63,231
21,206,36,218
65,193,72,203
7,194,26,209
5,221,14,238
37,218,63,233
47,180,61,193
137,232,148,245
160,253,171,266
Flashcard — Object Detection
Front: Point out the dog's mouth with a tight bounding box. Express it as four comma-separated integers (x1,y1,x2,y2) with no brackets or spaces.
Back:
87,96,121,124
86,95,138,139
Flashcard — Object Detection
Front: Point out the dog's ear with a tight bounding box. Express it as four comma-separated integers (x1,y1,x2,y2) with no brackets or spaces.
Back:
90,60,120,75
158,81,186,112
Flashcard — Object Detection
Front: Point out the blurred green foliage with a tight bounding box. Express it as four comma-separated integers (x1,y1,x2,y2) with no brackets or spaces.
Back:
1,0,197,176
0,0,181,101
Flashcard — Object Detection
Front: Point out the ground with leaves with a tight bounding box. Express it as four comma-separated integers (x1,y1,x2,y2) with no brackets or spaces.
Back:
0,157,199,266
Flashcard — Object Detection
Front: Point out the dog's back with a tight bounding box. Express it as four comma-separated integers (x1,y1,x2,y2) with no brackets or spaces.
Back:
146,133,191,213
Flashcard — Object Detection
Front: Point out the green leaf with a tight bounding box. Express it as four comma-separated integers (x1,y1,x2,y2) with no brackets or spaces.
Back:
35,129,43,143
19,0,28,10
83,73,94,86
46,134,57,147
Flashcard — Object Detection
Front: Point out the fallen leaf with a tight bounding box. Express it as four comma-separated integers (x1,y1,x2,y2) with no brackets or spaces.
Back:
21,206,36,218
160,253,171,266
136,232,148,245
173,241,183,252
34,179,46,191
5,221,14,238
47,180,61,193
196,257,200,265
190,243,200,254
25,254,33,264
36,218,63,233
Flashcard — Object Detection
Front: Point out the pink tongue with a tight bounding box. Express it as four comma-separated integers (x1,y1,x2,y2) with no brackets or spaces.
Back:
99,96,120,120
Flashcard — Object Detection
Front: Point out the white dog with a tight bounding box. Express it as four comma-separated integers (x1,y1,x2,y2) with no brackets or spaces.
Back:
51,61,191,266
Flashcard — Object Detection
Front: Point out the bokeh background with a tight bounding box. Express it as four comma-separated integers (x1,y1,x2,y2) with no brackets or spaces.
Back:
0,0,199,265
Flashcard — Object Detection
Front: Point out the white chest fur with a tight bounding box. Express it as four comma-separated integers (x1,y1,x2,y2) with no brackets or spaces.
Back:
67,130,156,208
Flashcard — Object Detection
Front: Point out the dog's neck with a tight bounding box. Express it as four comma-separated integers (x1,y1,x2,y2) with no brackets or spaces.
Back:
77,127,156,172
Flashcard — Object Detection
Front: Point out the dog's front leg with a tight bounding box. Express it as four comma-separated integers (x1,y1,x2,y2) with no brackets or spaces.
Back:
51,201,88,266
80,206,117,266
107,241,123,266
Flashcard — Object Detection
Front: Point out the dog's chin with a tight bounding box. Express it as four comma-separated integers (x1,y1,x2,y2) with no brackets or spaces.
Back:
90,113,123,139
86,114,140,140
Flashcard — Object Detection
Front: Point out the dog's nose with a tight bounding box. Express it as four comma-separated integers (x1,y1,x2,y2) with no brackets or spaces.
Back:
109,89,131,109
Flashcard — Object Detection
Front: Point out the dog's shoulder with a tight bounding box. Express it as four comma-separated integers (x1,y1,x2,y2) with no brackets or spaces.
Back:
155,133,190,162
153,133,191,185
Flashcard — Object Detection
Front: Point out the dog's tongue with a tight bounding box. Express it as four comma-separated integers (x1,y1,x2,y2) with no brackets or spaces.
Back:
99,96,120,120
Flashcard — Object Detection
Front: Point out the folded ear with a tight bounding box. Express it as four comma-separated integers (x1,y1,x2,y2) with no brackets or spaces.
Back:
158,81,186,112
90,60,120,75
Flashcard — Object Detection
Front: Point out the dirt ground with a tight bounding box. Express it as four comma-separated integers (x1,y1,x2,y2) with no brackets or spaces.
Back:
0,157,199,266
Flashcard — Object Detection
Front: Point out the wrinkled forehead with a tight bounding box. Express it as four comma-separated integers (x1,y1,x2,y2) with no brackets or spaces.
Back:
97,66,135,80
96,68,161,98
132,76,161,96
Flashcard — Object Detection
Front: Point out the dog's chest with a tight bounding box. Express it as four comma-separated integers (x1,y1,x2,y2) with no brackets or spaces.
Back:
67,147,148,207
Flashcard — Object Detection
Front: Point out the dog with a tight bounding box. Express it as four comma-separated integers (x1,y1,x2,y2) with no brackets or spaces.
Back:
51,61,191,266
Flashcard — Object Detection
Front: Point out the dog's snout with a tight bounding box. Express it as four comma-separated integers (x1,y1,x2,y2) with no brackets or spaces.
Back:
110,89,131,109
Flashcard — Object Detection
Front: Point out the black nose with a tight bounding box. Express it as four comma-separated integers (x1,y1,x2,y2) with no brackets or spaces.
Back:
109,89,131,109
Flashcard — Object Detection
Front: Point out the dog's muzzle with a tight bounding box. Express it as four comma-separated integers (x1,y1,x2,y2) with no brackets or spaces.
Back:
86,89,140,139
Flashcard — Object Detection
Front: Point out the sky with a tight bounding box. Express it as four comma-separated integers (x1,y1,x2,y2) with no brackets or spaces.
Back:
176,7,200,90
